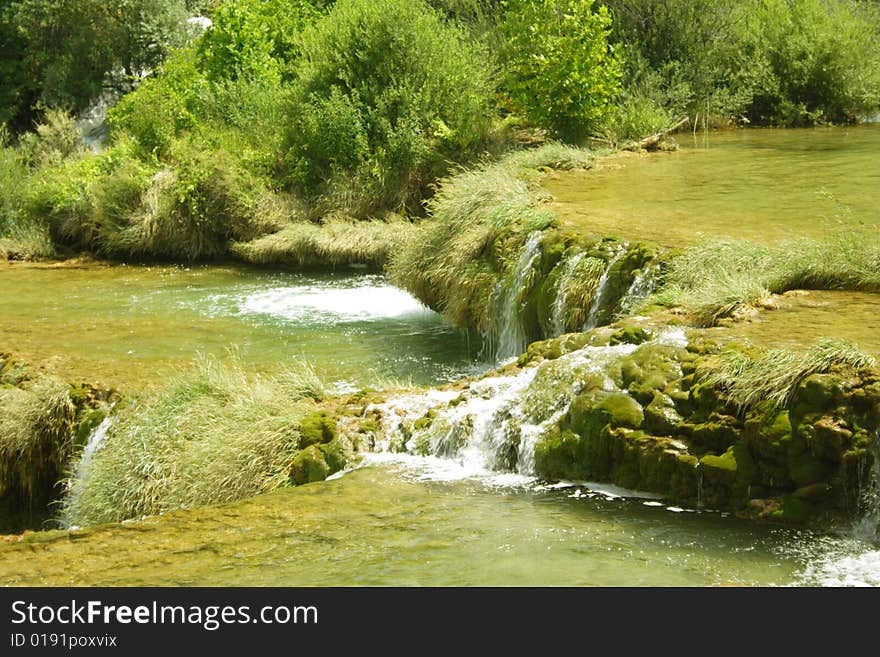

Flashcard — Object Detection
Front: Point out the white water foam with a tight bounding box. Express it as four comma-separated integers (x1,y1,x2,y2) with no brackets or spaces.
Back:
238,281,432,323
366,328,688,495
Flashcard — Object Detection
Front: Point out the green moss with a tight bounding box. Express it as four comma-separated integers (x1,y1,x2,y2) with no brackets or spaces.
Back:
690,414,740,453
644,392,682,436
609,327,652,346
802,416,853,463
534,428,590,481
299,410,338,447
789,451,831,487
289,445,331,485
571,390,644,432
614,343,686,404
700,450,739,473
357,419,379,433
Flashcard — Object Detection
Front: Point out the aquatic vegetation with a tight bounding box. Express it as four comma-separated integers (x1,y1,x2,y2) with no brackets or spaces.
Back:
659,231,880,325
232,215,416,269
388,143,592,334
61,356,347,527
696,339,876,411
0,354,113,531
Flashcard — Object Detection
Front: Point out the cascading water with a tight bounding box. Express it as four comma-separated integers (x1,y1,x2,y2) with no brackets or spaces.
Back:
549,253,584,337
61,415,113,528
852,431,880,542
617,263,658,318
583,245,627,331
491,233,544,360
366,328,688,484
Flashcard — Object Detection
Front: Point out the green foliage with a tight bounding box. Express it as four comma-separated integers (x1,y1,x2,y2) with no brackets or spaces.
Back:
604,0,746,125
6,0,190,128
499,0,622,143
60,356,330,526
738,0,880,125
604,0,880,127
0,376,76,505
196,0,321,83
283,0,495,216
107,48,207,160
658,229,880,325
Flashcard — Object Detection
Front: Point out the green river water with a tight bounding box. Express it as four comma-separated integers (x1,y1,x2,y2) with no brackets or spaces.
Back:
2,127,879,586
546,124,880,246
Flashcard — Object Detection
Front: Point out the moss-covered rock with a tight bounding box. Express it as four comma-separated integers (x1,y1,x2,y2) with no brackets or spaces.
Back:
289,445,331,485
644,392,682,436
299,410,338,447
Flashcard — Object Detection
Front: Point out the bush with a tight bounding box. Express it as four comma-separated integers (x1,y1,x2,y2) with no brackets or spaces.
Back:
283,0,495,217
106,139,282,261
196,0,321,83
107,48,207,160
499,0,622,143
605,0,880,127
738,0,880,125
604,0,746,125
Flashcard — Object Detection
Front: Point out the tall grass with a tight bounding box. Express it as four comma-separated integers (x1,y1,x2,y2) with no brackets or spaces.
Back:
232,215,417,269
658,230,880,325
61,356,332,527
388,143,593,331
0,377,76,504
697,339,876,411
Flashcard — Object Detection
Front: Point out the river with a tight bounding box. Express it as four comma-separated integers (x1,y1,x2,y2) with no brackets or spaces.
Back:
2,126,879,586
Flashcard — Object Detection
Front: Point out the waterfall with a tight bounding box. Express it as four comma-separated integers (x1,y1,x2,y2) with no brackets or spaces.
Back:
617,264,658,318
61,415,113,528
583,245,627,331
852,432,880,542
367,328,687,482
549,253,584,337
492,233,544,360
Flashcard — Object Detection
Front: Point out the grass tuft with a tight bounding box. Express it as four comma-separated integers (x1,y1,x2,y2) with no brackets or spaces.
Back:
60,356,333,527
697,339,876,411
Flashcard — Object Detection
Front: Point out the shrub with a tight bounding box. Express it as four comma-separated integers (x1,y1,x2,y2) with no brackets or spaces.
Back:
499,0,622,143
738,0,880,125
196,0,321,82
283,0,495,216
107,48,207,160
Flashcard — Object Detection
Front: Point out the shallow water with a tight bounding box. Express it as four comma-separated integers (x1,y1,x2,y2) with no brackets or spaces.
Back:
711,290,880,357
1,461,873,587
0,262,486,390
546,125,880,246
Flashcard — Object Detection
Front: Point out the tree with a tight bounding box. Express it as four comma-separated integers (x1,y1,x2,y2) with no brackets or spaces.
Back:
5,0,189,130
499,0,622,143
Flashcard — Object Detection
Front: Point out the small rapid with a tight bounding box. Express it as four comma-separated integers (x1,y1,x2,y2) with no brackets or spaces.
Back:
366,327,688,485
